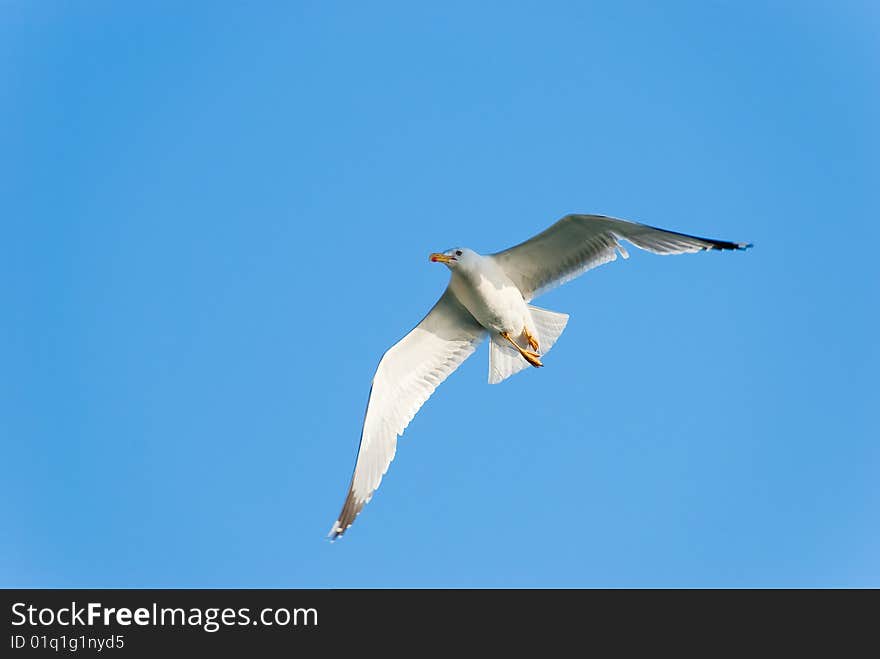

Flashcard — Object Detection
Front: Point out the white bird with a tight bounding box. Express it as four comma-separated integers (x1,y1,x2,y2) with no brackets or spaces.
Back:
329,214,751,539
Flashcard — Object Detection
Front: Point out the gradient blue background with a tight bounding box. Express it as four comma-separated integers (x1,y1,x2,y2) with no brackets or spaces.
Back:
3,2,878,587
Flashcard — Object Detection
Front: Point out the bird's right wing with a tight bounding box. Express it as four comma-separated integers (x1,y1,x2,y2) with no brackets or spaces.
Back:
329,288,485,540
492,214,751,301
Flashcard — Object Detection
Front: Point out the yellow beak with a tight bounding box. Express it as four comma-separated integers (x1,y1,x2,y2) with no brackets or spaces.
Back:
429,253,452,264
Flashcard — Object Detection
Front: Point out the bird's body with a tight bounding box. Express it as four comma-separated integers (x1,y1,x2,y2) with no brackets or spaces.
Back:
447,249,535,340
329,214,752,539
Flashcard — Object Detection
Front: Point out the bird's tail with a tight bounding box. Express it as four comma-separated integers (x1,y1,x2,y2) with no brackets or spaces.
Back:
488,305,569,384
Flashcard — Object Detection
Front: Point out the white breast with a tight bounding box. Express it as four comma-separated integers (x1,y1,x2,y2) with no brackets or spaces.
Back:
448,253,531,335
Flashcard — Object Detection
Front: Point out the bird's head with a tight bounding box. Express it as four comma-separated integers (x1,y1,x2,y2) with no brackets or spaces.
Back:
429,247,473,269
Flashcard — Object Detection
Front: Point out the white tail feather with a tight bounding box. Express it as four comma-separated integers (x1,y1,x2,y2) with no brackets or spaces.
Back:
487,305,569,384
528,305,569,354
488,336,530,384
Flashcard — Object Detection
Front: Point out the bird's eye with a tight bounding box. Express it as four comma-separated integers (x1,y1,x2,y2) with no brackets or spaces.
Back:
455,250,462,256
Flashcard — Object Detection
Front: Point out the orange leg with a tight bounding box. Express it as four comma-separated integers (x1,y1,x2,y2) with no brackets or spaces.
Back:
522,327,540,353
501,331,543,368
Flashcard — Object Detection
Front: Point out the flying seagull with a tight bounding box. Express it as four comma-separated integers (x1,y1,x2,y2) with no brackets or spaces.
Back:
329,214,751,539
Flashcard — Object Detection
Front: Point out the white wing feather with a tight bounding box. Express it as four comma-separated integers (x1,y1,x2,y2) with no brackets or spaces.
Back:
492,214,751,301
329,288,485,539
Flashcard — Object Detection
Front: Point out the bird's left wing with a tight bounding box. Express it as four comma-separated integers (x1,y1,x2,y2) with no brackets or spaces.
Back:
329,288,485,539
492,214,751,301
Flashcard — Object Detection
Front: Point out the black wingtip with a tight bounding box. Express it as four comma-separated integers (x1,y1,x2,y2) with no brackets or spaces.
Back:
705,239,753,252
326,521,347,542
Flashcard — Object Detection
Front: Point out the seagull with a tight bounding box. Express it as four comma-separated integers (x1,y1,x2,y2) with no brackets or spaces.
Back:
329,214,751,539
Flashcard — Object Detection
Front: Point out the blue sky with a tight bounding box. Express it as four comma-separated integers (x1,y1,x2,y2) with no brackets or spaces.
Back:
3,2,878,587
